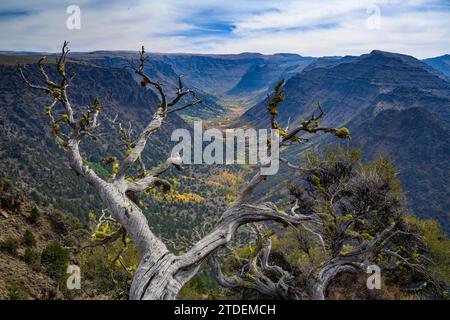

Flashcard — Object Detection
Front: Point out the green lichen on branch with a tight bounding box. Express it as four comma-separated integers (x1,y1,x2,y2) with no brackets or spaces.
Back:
335,127,351,139
104,156,119,176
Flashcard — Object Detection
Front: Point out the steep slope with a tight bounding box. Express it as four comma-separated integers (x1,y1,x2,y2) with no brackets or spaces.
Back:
71,53,228,120
0,54,249,245
155,53,267,95
241,50,450,128
227,54,315,99
0,57,188,221
423,54,450,79
302,55,358,72
351,108,450,231
0,173,86,299
239,50,450,233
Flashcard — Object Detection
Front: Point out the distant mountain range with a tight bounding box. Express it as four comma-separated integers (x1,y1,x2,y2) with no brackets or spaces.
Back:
423,54,450,80
241,50,450,127
0,49,448,232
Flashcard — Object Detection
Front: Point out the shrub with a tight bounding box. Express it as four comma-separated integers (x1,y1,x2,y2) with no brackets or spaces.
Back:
24,248,41,271
41,242,69,281
23,230,36,247
28,206,40,224
6,281,28,300
405,216,450,285
1,237,19,255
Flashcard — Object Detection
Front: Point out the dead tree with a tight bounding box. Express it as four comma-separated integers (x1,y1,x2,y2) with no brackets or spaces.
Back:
208,224,299,300
18,42,348,300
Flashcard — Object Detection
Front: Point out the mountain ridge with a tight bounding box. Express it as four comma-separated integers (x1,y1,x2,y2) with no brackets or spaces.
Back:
238,50,450,232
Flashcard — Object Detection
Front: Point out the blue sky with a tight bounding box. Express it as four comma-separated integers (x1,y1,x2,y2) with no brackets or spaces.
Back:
0,0,449,58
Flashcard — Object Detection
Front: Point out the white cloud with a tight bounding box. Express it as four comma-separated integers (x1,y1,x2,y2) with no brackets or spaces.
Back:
0,0,448,58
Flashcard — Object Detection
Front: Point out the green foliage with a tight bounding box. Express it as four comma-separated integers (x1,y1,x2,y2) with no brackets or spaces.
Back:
6,281,28,300
51,87,62,99
24,248,41,271
339,214,353,223
53,123,61,135
28,206,41,224
93,97,102,111
78,240,140,299
91,219,122,242
339,244,354,256
367,157,402,195
310,174,326,194
23,229,36,247
405,216,450,285
112,162,120,175
104,156,119,176
226,147,445,299
1,237,19,255
41,242,69,281
177,271,221,300
0,175,21,212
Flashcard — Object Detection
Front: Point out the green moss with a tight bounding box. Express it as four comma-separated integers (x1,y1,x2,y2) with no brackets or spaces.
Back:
335,127,350,139
405,216,450,284
53,123,61,135
51,88,62,99
339,244,354,256
360,232,374,241
112,162,120,175
61,114,69,123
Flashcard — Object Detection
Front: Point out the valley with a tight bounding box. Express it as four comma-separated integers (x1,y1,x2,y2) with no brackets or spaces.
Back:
1,46,449,300
1,48,449,238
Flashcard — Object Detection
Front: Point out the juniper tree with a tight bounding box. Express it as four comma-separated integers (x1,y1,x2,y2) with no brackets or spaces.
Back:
18,42,348,300
213,148,444,299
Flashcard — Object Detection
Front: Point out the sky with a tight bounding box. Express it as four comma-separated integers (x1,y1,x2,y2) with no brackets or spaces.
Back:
0,0,449,58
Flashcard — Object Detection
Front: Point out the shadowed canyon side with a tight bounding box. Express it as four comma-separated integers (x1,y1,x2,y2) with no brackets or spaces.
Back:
240,50,450,128
239,50,450,231
0,57,188,220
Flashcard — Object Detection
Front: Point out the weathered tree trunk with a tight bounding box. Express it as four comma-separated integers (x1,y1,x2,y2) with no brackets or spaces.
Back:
309,281,327,300
129,252,202,300
87,178,188,300
130,252,181,300
307,261,359,300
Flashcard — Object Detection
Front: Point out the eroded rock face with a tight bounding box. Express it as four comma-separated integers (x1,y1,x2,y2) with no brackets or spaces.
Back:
241,50,450,129
239,50,450,233
0,60,188,221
